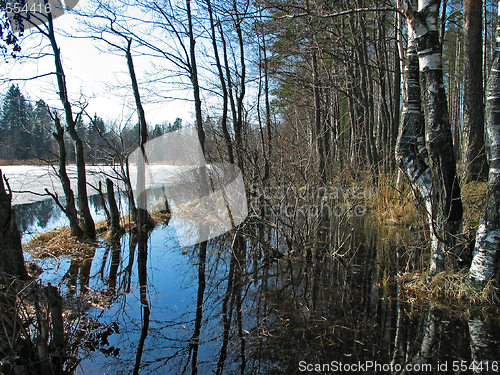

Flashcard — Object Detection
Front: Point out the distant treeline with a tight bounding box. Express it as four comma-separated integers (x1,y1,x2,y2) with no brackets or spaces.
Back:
0,84,182,163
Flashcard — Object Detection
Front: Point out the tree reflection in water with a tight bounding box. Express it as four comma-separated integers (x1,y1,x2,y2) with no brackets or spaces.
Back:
19,197,500,374
134,229,151,375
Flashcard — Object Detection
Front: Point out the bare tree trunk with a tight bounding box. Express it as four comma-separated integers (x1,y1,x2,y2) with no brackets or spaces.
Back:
396,16,436,267
410,308,441,369
50,114,83,238
463,0,488,182
359,15,379,184
468,3,500,286
417,0,463,272
0,170,27,279
217,0,247,171
263,36,273,182
468,317,493,370
97,180,111,225
451,35,462,160
46,284,65,372
46,13,95,239
233,0,247,173
187,0,205,155
106,178,122,238
133,230,150,375
206,0,234,165
401,0,463,273
125,38,151,229
312,51,326,184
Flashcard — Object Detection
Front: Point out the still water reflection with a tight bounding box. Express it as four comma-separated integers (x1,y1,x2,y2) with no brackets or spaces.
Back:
14,196,500,374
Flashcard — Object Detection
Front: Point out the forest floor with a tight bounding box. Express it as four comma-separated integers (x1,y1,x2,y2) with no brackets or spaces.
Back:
393,180,499,306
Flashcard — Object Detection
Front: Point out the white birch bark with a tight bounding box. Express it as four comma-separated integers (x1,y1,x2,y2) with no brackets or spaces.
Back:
395,15,435,240
410,308,441,369
468,3,500,286
418,0,463,273
468,317,493,372
399,0,463,273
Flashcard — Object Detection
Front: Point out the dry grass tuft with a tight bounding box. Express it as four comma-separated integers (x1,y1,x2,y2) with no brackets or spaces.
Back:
24,227,98,259
369,174,416,225
461,181,488,231
24,210,166,259
398,270,500,306
151,210,171,225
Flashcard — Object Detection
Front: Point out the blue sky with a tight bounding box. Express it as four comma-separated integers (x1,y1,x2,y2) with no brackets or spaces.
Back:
1,0,194,128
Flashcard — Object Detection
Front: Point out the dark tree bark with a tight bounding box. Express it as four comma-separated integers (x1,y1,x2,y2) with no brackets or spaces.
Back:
97,180,111,225
106,178,122,238
49,113,83,238
232,0,247,172
187,0,206,155
190,240,207,375
46,13,96,239
0,170,27,279
463,0,488,182
312,51,327,184
217,1,247,172
46,284,65,372
206,0,234,165
133,230,150,375
125,37,151,229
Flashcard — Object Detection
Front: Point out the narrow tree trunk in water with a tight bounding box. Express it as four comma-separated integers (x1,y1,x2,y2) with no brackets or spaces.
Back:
47,13,95,239
46,284,65,372
468,317,493,366
133,230,150,375
126,39,151,229
106,178,122,238
98,181,111,225
0,170,27,279
52,115,83,238
469,3,500,286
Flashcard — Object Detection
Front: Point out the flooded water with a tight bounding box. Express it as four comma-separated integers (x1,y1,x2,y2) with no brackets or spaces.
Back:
7,166,500,374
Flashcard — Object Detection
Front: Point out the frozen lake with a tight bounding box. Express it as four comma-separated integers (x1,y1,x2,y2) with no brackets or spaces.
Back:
2,164,193,205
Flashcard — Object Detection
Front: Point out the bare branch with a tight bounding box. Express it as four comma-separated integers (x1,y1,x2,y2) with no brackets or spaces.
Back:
44,188,67,214
272,6,403,20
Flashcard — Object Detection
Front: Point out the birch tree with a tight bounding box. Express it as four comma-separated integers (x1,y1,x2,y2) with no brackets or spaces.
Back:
396,7,436,265
468,3,500,287
398,0,463,273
